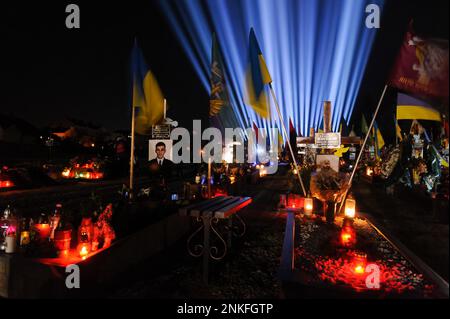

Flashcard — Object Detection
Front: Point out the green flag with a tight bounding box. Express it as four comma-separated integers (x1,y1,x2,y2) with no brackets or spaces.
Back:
361,114,369,136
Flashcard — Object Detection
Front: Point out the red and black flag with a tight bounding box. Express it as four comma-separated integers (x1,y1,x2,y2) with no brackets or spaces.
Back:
389,24,449,102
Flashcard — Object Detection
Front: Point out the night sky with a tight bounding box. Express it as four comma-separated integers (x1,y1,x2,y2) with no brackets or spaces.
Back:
1,1,448,141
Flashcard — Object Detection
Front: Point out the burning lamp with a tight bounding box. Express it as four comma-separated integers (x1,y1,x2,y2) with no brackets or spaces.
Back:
0,180,14,188
259,168,267,177
34,214,51,241
229,175,236,184
340,226,356,247
352,252,367,275
62,168,71,178
344,198,356,219
304,198,314,217
78,243,90,260
292,169,298,175
366,167,373,177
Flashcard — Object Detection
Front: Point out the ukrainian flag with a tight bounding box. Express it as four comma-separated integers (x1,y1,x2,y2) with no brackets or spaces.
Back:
373,121,385,158
131,39,164,135
396,123,403,142
397,93,441,122
245,28,272,118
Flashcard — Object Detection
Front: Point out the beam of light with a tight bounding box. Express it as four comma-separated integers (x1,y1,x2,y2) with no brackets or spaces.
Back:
158,0,384,139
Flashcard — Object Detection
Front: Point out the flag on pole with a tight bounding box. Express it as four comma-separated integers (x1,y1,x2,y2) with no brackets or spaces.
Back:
339,115,350,136
443,116,449,138
424,130,449,168
245,28,272,118
373,121,385,159
278,130,284,153
397,93,441,122
389,25,449,100
289,117,298,157
349,125,356,137
289,118,297,139
318,119,324,133
374,121,385,150
253,121,259,142
209,33,229,117
396,123,403,142
361,114,369,135
131,40,165,135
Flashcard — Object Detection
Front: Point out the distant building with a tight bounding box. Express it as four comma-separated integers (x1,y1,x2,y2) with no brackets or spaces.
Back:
49,119,118,148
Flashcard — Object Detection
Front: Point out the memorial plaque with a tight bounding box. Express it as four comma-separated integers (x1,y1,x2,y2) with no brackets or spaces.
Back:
314,132,341,149
151,124,171,140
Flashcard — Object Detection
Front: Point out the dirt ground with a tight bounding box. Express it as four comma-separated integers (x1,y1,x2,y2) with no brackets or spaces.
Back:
99,171,448,298
108,174,289,299
353,181,449,281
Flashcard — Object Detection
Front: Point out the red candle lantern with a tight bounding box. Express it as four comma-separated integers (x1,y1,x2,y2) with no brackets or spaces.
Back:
352,251,367,275
34,223,51,241
34,213,52,241
77,217,94,259
340,226,356,247
78,217,94,243
54,229,72,258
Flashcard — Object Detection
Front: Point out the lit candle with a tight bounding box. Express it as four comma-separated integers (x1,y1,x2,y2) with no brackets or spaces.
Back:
344,198,356,219
20,231,30,246
340,226,356,247
259,169,267,177
5,235,16,253
304,198,314,217
352,252,367,275
79,244,90,260
35,224,51,240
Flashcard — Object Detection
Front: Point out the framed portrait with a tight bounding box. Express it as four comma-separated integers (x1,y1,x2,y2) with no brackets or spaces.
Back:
149,140,173,161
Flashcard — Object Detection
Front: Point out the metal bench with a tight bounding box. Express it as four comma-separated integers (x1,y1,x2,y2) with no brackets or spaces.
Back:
179,196,252,283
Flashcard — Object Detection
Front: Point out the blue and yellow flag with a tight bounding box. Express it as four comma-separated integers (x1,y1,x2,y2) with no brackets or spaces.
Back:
245,28,272,118
131,40,164,135
397,93,441,122
373,121,385,159
396,123,403,142
209,33,229,117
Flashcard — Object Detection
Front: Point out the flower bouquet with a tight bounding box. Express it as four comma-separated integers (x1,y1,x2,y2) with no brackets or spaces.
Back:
310,160,350,223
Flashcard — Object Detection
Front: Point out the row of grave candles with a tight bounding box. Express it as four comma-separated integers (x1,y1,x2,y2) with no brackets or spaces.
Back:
285,196,356,220
289,196,365,274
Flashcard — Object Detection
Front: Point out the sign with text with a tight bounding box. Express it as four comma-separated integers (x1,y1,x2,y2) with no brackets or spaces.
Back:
314,132,341,149
151,125,171,140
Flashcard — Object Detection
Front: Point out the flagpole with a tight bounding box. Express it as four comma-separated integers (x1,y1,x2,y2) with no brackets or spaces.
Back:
129,104,136,196
269,83,307,197
164,98,167,120
208,157,212,198
338,84,388,214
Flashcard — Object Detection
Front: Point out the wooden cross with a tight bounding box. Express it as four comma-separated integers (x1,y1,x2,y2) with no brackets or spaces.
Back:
297,101,361,171
297,101,362,146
